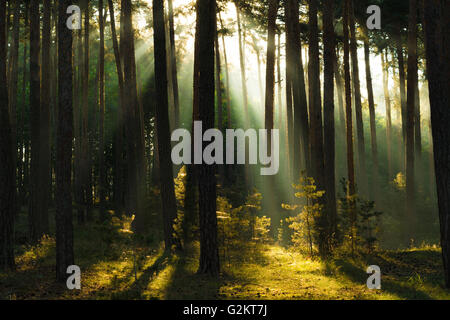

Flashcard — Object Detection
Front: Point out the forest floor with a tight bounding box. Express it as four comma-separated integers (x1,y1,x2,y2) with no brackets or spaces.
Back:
1,210,449,300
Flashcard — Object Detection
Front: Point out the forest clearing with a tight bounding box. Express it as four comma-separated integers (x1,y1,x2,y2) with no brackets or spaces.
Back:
1,207,449,300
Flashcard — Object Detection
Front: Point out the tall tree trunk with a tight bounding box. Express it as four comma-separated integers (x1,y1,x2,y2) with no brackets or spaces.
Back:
235,3,249,128
108,0,125,214
152,0,181,251
323,0,336,252
0,0,16,271
121,0,145,231
287,0,310,180
40,0,51,234
214,17,224,184
363,28,378,197
381,50,393,180
218,12,231,129
264,0,278,143
80,0,92,223
349,0,367,195
99,0,107,220
343,0,356,252
308,0,324,189
424,0,450,289
334,47,346,135
197,0,219,276
168,0,180,128
414,80,422,161
406,0,418,241
18,2,29,205
56,0,75,282
395,27,407,148
29,0,42,243
8,0,19,196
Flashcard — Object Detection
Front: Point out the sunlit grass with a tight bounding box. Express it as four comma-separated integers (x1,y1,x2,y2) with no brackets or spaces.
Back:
1,210,449,300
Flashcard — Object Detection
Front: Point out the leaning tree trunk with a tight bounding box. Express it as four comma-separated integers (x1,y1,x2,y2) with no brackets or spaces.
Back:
0,0,16,271
55,0,75,282
197,0,220,276
424,0,450,290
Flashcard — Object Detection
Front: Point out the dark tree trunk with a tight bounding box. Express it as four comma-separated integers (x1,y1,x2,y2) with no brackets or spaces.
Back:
99,0,107,220
406,0,418,240
349,0,367,196
323,0,337,251
363,28,378,197
0,0,16,271
80,0,91,223
18,2,29,205
235,3,249,128
395,27,407,147
381,50,393,180
56,0,75,282
264,0,278,141
40,0,52,234
343,0,356,252
152,0,181,251
168,0,180,128
7,0,19,198
287,0,310,179
218,12,231,129
197,0,220,276
29,0,42,243
424,0,450,288
308,0,325,189
334,48,346,136
414,80,422,161
108,0,125,215
214,17,224,183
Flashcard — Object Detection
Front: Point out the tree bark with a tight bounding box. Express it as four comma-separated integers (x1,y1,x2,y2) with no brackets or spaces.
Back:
406,0,418,240
235,3,249,128
153,0,181,251
363,28,378,198
343,0,356,252
308,0,324,190
349,0,367,195
108,0,126,214
99,0,107,220
0,0,16,271
40,0,52,234
323,0,337,251
197,0,220,276
424,0,450,289
56,0,75,282
287,0,310,180
29,0,42,242
381,50,393,180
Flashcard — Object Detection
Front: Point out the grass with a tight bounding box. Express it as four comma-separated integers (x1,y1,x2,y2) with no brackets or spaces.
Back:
1,210,449,300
